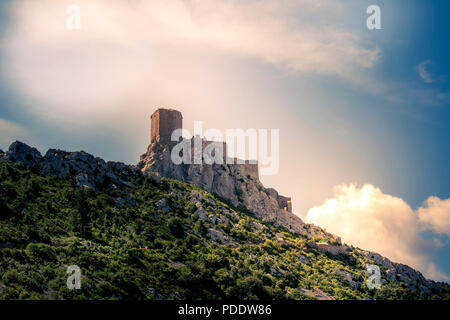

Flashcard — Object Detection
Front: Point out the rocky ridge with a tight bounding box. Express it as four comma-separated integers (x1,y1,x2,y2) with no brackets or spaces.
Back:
138,138,313,236
1,141,141,191
1,140,448,294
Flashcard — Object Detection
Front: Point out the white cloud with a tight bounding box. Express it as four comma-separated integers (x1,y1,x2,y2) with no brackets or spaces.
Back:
0,118,28,150
417,60,433,83
306,184,449,281
1,0,379,125
418,196,450,236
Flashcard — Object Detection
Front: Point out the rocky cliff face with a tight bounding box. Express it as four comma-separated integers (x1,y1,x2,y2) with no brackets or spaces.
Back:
1,140,447,292
2,141,140,191
137,139,310,236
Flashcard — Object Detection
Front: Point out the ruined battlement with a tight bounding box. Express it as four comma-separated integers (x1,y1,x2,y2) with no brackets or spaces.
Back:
278,195,293,212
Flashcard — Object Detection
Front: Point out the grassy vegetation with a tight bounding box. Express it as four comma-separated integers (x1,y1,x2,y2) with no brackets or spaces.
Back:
0,161,449,300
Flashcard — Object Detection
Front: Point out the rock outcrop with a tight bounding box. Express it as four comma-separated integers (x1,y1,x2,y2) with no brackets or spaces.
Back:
335,270,361,290
4,141,42,171
2,141,139,190
360,250,439,294
137,138,308,234
138,108,307,235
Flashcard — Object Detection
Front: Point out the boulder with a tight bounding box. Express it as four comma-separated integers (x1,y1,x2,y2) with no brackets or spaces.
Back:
295,254,310,264
76,173,94,189
194,205,210,222
335,270,361,290
309,242,350,256
155,198,171,213
207,228,227,243
6,141,42,170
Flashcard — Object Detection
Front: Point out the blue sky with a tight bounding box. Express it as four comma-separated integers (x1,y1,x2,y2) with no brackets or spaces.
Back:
0,0,449,281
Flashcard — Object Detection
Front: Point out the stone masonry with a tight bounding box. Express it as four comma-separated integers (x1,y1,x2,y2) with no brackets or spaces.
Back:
150,108,183,145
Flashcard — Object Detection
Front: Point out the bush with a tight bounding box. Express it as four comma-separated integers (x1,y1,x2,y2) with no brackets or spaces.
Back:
167,217,185,238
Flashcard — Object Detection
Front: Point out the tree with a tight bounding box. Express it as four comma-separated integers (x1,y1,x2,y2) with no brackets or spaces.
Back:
167,217,184,238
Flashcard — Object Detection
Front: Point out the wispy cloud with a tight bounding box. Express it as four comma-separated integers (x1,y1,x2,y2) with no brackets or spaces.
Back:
417,60,434,83
1,0,380,125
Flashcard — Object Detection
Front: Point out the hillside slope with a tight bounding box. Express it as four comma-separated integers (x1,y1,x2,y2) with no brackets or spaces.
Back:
0,142,449,300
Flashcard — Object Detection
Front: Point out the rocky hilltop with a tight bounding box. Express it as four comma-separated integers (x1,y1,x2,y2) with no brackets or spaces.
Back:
138,137,310,236
1,141,139,190
1,140,448,297
138,108,312,236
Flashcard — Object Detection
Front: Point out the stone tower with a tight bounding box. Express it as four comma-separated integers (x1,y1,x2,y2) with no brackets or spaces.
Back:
150,108,183,144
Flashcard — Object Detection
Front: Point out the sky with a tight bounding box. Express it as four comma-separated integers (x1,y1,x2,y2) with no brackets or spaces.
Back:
0,0,449,281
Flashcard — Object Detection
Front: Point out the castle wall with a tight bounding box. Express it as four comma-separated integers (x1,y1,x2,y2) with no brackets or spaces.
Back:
266,188,292,213
195,138,258,179
277,195,292,213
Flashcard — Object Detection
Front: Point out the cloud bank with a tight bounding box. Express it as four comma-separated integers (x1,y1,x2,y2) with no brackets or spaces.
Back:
306,184,450,281
1,0,379,125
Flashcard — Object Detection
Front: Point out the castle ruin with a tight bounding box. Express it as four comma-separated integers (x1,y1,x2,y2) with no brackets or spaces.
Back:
139,108,294,222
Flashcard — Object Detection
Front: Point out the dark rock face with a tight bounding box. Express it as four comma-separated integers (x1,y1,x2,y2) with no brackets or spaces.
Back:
42,149,113,188
1,141,139,190
5,141,42,170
